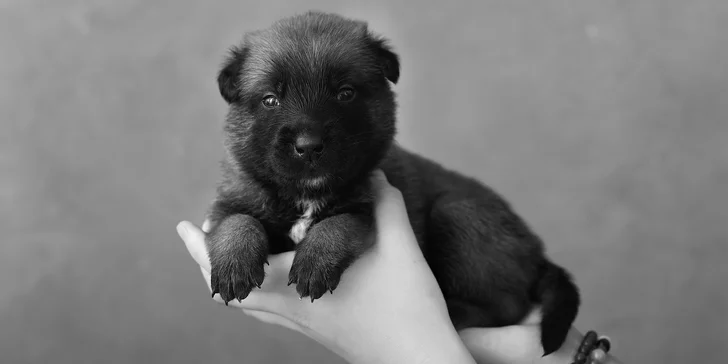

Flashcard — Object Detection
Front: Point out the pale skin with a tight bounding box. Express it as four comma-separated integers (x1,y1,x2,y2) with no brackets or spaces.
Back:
177,170,623,364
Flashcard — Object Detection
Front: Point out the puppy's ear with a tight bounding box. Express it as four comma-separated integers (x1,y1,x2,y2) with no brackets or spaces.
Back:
217,46,248,104
368,36,400,84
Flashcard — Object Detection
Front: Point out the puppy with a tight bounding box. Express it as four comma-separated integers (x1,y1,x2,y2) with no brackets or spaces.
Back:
206,11,580,356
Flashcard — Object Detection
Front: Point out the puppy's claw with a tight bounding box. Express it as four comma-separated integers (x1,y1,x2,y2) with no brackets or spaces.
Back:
288,251,345,303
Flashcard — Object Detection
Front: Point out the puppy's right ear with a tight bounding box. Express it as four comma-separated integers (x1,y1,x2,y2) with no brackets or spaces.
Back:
217,46,247,104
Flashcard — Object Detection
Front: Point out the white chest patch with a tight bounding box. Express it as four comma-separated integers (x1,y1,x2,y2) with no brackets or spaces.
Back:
288,200,323,244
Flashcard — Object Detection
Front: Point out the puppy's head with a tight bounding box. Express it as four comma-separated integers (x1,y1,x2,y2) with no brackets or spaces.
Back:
218,11,399,194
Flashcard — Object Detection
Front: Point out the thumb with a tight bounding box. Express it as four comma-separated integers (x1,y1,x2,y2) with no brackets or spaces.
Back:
369,169,418,247
370,169,409,228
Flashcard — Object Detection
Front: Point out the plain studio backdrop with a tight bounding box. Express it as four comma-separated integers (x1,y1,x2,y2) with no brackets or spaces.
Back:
2,1,727,363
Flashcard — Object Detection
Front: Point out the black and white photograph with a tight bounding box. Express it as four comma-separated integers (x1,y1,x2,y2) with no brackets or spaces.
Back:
2,1,726,363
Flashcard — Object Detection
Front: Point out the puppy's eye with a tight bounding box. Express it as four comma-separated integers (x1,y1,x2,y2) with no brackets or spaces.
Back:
262,95,280,108
336,87,356,102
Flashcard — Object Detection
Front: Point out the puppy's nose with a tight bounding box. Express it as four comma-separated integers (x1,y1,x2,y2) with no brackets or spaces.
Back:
293,133,324,159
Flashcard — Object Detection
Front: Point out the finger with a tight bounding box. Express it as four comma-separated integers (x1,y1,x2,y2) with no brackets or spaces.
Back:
369,169,411,232
177,221,212,272
202,218,212,233
242,309,302,333
369,170,419,253
200,266,212,290
370,169,403,207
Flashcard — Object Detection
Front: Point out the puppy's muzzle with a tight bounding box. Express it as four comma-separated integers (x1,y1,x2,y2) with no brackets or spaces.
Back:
293,132,324,161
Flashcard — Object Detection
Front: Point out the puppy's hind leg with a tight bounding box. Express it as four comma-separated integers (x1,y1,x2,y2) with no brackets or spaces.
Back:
425,193,579,355
424,194,537,330
445,298,504,331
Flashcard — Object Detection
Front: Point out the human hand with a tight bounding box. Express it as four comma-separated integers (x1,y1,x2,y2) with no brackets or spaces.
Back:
178,170,621,364
177,170,476,364
459,311,581,364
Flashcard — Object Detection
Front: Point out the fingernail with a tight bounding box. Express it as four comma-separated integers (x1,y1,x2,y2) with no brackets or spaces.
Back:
176,222,188,239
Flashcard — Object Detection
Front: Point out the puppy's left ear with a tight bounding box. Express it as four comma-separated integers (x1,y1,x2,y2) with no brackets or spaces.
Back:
217,46,248,104
368,36,400,84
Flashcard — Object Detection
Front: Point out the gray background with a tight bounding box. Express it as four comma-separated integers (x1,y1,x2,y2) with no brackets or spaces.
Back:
2,0,727,363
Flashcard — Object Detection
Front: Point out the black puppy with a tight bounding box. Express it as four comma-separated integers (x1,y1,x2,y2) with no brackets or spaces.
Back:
206,11,580,356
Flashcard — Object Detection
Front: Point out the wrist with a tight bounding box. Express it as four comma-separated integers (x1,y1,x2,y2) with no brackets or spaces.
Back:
394,315,476,364
549,329,621,364
353,324,475,364
341,304,476,364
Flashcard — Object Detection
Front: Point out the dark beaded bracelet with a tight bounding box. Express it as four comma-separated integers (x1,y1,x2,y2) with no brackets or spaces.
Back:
596,337,611,352
571,331,611,364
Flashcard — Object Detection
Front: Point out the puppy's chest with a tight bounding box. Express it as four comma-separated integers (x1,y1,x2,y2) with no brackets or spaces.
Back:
287,199,324,244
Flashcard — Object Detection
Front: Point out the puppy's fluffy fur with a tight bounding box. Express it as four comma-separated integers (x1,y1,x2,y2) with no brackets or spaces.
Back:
206,11,580,355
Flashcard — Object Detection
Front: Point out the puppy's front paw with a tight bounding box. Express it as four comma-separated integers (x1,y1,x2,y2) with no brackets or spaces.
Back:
207,215,269,304
287,249,346,302
210,250,266,304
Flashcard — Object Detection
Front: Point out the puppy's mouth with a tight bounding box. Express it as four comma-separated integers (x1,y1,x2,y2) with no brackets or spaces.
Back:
298,175,331,189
